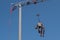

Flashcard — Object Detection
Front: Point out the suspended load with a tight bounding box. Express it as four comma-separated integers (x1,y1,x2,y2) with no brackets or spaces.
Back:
35,22,45,37
35,14,45,37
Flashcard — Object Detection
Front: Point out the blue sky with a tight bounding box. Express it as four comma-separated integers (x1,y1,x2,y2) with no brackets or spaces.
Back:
0,0,60,40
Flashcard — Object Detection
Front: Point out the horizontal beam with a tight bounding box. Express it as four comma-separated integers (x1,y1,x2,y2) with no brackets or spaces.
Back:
11,0,46,7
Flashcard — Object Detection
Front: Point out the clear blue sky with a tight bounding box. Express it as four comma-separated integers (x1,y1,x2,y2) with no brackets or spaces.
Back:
0,0,60,40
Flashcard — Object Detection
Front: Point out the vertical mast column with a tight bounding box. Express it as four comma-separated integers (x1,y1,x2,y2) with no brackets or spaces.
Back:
18,4,22,40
